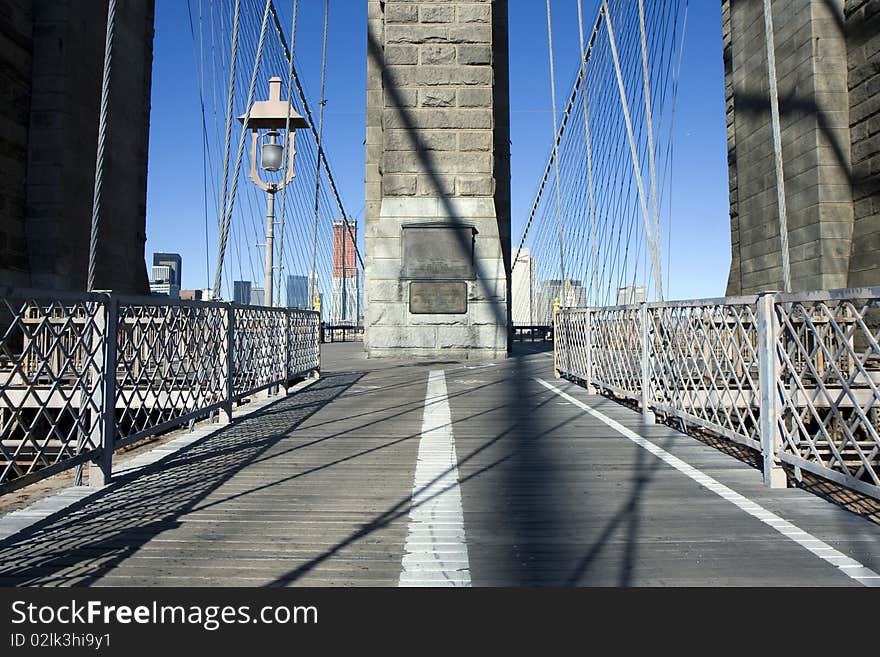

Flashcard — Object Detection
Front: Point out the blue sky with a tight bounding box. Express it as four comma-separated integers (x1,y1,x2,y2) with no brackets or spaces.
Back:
146,0,730,299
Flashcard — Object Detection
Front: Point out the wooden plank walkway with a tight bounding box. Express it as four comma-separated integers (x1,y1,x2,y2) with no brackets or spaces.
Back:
0,343,878,586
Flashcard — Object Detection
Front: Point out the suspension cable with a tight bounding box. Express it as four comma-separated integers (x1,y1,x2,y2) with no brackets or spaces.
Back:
86,0,117,291
637,0,661,286
211,0,241,298
213,0,273,299
602,0,664,301
310,0,329,308
275,0,298,306
545,0,568,295
267,0,364,271
577,0,599,306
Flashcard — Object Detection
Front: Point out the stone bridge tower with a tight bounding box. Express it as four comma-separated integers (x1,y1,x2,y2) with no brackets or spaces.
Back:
723,0,880,294
364,0,511,359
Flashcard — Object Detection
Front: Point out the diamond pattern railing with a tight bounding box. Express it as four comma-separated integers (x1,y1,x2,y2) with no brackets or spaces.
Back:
0,289,320,493
555,288,880,499
590,305,643,397
774,290,880,497
114,298,230,447
0,290,108,492
647,299,761,449
232,306,288,400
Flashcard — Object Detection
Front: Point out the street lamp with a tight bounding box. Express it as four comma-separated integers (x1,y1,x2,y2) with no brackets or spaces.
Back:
237,76,308,307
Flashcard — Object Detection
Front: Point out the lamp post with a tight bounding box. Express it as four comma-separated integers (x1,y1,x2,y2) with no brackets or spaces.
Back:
237,77,308,306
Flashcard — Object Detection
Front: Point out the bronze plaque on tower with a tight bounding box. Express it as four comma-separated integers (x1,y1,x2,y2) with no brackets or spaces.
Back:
401,224,476,280
409,281,468,314
402,224,475,314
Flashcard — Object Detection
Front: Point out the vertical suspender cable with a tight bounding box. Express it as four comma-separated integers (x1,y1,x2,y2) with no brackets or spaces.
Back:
545,0,568,295
577,0,599,306
276,0,299,306
637,0,662,294
81,0,116,486
309,0,330,310
86,0,117,291
761,0,791,292
602,0,664,301
212,0,241,298
267,2,363,272
213,0,274,299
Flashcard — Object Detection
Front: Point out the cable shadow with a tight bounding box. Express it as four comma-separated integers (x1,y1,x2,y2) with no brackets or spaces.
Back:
0,372,363,586
261,371,580,587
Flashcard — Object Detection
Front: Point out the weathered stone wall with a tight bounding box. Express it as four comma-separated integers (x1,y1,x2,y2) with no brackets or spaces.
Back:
365,0,510,359
723,0,854,295
0,0,153,294
846,0,880,287
723,0,879,294
0,0,33,287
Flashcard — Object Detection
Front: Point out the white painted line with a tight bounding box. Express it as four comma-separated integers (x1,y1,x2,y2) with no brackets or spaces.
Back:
399,370,471,587
535,377,880,587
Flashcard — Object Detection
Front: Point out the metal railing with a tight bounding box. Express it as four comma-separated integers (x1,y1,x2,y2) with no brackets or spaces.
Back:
511,325,553,342
555,288,880,500
0,288,320,494
322,324,364,343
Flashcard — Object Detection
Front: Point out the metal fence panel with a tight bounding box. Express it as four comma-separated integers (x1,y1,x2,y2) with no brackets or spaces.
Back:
775,293,880,497
555,288,880,500
647,301,761,449
0,289,320,494
0,290,108,491
113,298,230,447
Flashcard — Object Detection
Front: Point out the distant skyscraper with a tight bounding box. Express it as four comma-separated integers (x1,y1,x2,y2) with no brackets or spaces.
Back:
250,286,265,307
233,280,252,305
534,279,587,324
536,280,562,325
331,219,359,325
286,274,309,309
149,264,179,299
512,248,536,325
616,286,647,305
152,253,182,287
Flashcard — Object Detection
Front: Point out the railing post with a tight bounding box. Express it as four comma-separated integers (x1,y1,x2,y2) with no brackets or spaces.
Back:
585,308,595,394
90,294,116,487
757,292,787,488
640,302,655,424
313,311,321,378
282,309,291,394
553,297,561,379
221,303,234,424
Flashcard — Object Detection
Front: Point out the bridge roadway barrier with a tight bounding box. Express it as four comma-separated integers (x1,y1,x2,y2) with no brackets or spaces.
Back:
0,342,878,586
0,288,320,494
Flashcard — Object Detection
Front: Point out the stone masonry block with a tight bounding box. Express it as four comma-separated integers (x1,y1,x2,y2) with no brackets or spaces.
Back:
385,3,418,23
383,107,492,130
385,44,419,65
457,87,492,108
457,44,492,65
458,130,492,150
418,174,456,196
456,175,494,196
383,174,417,196
420,5,454,23
385,24,449,44
420,44,456,65
457,4,491,23
420,88,457,107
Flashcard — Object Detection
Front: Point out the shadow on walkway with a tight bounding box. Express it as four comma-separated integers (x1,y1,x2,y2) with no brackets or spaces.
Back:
0,373,362,586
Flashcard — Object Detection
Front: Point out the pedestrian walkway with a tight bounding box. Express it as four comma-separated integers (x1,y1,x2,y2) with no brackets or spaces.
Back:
1,343,878,586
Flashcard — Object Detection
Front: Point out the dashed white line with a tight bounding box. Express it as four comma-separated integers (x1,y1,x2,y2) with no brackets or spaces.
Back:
399,370,471,587
536,377,880,587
